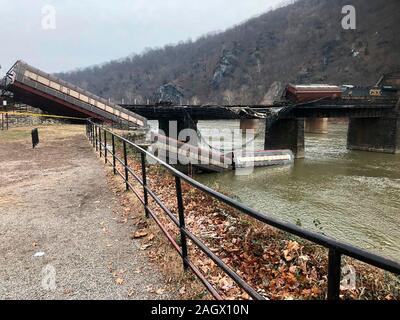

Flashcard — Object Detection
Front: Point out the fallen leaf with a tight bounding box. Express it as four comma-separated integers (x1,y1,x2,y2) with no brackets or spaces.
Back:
132,230,148,239
241,292,250,300
147,234,155,241
140,244,152,251
289,266,298,274
283,250,293,262
63,288,73,295
156,288,165,295
115,278,124,285
179,286,186,295
127,289,135,297
287,241,300,251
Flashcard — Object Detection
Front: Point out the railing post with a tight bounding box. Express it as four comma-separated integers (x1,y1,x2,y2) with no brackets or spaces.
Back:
99,128,102,157
104,130,107,164
123,140,129,191
175,176,189,270
327,248,342,300
92,124,95,148
89,123,93,144
140,153,150,218
95,126,98,151
112,134,116,175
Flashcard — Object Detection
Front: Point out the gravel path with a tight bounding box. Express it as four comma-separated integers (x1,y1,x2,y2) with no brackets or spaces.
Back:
0,126,173,300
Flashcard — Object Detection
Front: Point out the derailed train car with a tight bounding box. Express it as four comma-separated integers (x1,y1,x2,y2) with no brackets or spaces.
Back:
283,84,342,103
2,60,147,128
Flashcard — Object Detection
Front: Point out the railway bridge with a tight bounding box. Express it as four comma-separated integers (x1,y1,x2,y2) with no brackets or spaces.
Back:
1,60,399,159
124,98,400,159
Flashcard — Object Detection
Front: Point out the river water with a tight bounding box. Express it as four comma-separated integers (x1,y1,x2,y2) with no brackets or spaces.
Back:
194,119,400,261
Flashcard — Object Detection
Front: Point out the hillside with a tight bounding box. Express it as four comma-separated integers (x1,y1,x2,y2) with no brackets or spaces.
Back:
57,0,400,105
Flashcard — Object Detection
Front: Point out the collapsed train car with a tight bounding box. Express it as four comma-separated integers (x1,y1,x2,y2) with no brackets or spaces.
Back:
1,60,147,128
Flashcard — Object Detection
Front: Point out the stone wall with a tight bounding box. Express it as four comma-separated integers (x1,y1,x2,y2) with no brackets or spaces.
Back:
1,105,63,128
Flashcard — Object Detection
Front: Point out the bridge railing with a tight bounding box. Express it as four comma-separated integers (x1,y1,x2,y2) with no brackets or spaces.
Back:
86,120,400,300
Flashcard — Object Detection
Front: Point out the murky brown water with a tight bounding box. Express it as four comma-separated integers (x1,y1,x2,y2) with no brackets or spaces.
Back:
195,119,400,262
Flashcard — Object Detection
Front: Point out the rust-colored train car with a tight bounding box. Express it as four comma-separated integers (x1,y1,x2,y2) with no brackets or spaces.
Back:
284,84,342,103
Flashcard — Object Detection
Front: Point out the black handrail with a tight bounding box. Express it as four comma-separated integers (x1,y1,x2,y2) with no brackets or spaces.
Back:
86,120,400,300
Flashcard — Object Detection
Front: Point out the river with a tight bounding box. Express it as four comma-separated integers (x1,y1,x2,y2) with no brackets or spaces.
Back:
193,119,400,262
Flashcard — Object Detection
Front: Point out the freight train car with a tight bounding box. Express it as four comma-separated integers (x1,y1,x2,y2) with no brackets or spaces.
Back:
284,84,342,103
2,60,147,128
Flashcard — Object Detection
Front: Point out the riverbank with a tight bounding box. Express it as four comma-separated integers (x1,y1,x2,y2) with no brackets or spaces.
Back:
107,139,400,300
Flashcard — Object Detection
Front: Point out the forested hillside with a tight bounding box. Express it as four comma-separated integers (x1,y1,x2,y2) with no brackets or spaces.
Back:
57,0,400,104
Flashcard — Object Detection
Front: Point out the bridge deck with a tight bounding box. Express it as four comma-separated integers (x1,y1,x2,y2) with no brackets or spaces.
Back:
124,97,398,121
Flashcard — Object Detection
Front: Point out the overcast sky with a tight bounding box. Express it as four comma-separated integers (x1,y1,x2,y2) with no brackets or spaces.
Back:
0,0,285,75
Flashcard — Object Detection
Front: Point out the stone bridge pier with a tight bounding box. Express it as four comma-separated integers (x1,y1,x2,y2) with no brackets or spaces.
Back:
305,118,328,134
158,115,198,144
347,116,400,154
347,100,400,154
264,118,305,159
265,114,400,159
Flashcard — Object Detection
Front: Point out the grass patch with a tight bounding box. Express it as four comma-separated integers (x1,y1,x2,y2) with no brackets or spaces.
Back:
0,125,85,143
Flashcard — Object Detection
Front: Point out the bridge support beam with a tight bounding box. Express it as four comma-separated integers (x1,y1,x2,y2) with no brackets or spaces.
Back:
264,118,305,159
347,117,400,153
305,118,328,134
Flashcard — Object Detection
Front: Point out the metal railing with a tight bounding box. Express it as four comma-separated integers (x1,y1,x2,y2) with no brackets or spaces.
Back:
86,120,400,300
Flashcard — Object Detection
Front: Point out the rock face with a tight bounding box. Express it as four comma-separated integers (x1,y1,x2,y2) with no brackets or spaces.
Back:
211,49,237,88
57,0,400,105
155,83,184,104
262,81,284,104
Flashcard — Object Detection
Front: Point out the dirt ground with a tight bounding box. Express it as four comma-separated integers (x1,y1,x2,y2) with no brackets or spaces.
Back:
0,125,175,300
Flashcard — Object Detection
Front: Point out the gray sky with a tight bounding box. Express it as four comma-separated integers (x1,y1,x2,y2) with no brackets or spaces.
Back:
0,0,284,75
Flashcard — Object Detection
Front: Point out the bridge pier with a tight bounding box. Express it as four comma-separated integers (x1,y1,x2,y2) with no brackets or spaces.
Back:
305,118,328,134
158,116,198,143
347,117,400,154
264,118,305,159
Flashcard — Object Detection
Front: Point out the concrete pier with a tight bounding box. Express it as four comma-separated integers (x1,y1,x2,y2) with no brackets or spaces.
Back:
305,118,328,134
265,118,305,159
347,117,400,154
158,116,198,143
